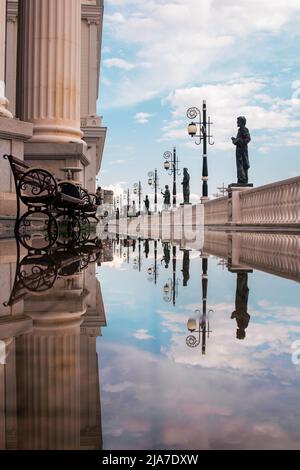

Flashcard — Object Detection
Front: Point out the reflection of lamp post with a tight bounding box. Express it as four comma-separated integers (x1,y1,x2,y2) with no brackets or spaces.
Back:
186,252,213,354
133,181,142,215
148,169,159,213
163,147,181,207
186,309,213,354
147,240,159,284
187,101,214,202
163,246,179,306
133,238,142,272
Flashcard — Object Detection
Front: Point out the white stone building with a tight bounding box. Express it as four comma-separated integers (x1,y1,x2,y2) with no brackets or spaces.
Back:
0,0,106,217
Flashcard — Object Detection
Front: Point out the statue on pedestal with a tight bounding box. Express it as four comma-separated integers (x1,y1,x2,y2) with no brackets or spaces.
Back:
161,185,171,210
181,168,190,204
231,116,251,185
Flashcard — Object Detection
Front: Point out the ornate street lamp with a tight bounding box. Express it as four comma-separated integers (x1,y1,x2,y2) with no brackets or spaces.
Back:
123,189,130,217
187,101,214,202
133,181,142,215
163,147,181,207
148,169,159,213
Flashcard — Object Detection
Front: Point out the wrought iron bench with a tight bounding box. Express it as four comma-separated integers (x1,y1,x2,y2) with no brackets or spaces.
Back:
3,154,98,248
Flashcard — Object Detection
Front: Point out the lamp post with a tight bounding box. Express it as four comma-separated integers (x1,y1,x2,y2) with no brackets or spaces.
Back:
217,183,228,197
123,189,130,217
163,147,181,207
163,246,179,306
148,169,159,213
187,101,214,202
133,181,142,215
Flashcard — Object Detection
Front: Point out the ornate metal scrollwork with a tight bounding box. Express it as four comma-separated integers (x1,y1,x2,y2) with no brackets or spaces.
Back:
186,334,200,348
163,151,172,160
186,106,201,121
19,168,58,207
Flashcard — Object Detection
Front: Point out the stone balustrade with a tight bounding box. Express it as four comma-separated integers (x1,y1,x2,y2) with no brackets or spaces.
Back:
239,177,300,225
204,196,228,225
204,176,300,227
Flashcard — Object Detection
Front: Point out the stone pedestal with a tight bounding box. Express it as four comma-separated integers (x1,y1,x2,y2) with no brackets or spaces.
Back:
24,141,89,185
228,186,253,225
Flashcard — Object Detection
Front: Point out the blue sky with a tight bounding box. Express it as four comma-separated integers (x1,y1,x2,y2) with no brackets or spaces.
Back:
97,0,300,201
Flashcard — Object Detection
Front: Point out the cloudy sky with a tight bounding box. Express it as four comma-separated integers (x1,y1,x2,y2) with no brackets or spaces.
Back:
97,245,300,450
98,0,300,201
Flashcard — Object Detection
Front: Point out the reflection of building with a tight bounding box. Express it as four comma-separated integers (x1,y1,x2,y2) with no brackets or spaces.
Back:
1,0,106,218
0,241,106,449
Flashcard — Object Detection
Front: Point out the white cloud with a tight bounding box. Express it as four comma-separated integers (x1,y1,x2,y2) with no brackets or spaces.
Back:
160,80,300,150
133,329,154,340
104,58,136,71
134,112,154,124
104,0,300,108
109,159,126,165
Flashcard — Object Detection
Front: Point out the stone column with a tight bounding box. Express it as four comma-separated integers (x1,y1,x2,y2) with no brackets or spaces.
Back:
17,0,83,143
0,0,13,118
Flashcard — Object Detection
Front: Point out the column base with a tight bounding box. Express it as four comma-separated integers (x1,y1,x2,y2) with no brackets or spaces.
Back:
29,123,84,145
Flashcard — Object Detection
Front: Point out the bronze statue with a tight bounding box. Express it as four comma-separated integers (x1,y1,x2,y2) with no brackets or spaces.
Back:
231,272,250,340
181,168,190,204
231,116,251,185
161,185,171,209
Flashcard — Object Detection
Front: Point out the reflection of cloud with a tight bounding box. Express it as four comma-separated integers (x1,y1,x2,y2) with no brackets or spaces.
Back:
133,329,154,340
99,342,300,450
157,303,300,373
103,381,134,393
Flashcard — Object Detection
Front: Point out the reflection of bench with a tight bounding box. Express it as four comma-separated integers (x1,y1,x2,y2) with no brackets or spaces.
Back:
4,239,102,307
3,154,98,249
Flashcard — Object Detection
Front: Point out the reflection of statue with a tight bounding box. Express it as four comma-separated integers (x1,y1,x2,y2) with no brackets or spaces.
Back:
231,272,250,340
144,239,150,258
231,116,251,185
161,242,170,268
181,250,190,286
181,168,190,204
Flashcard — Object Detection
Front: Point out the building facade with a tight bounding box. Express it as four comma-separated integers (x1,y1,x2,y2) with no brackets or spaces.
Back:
0,0,106,218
